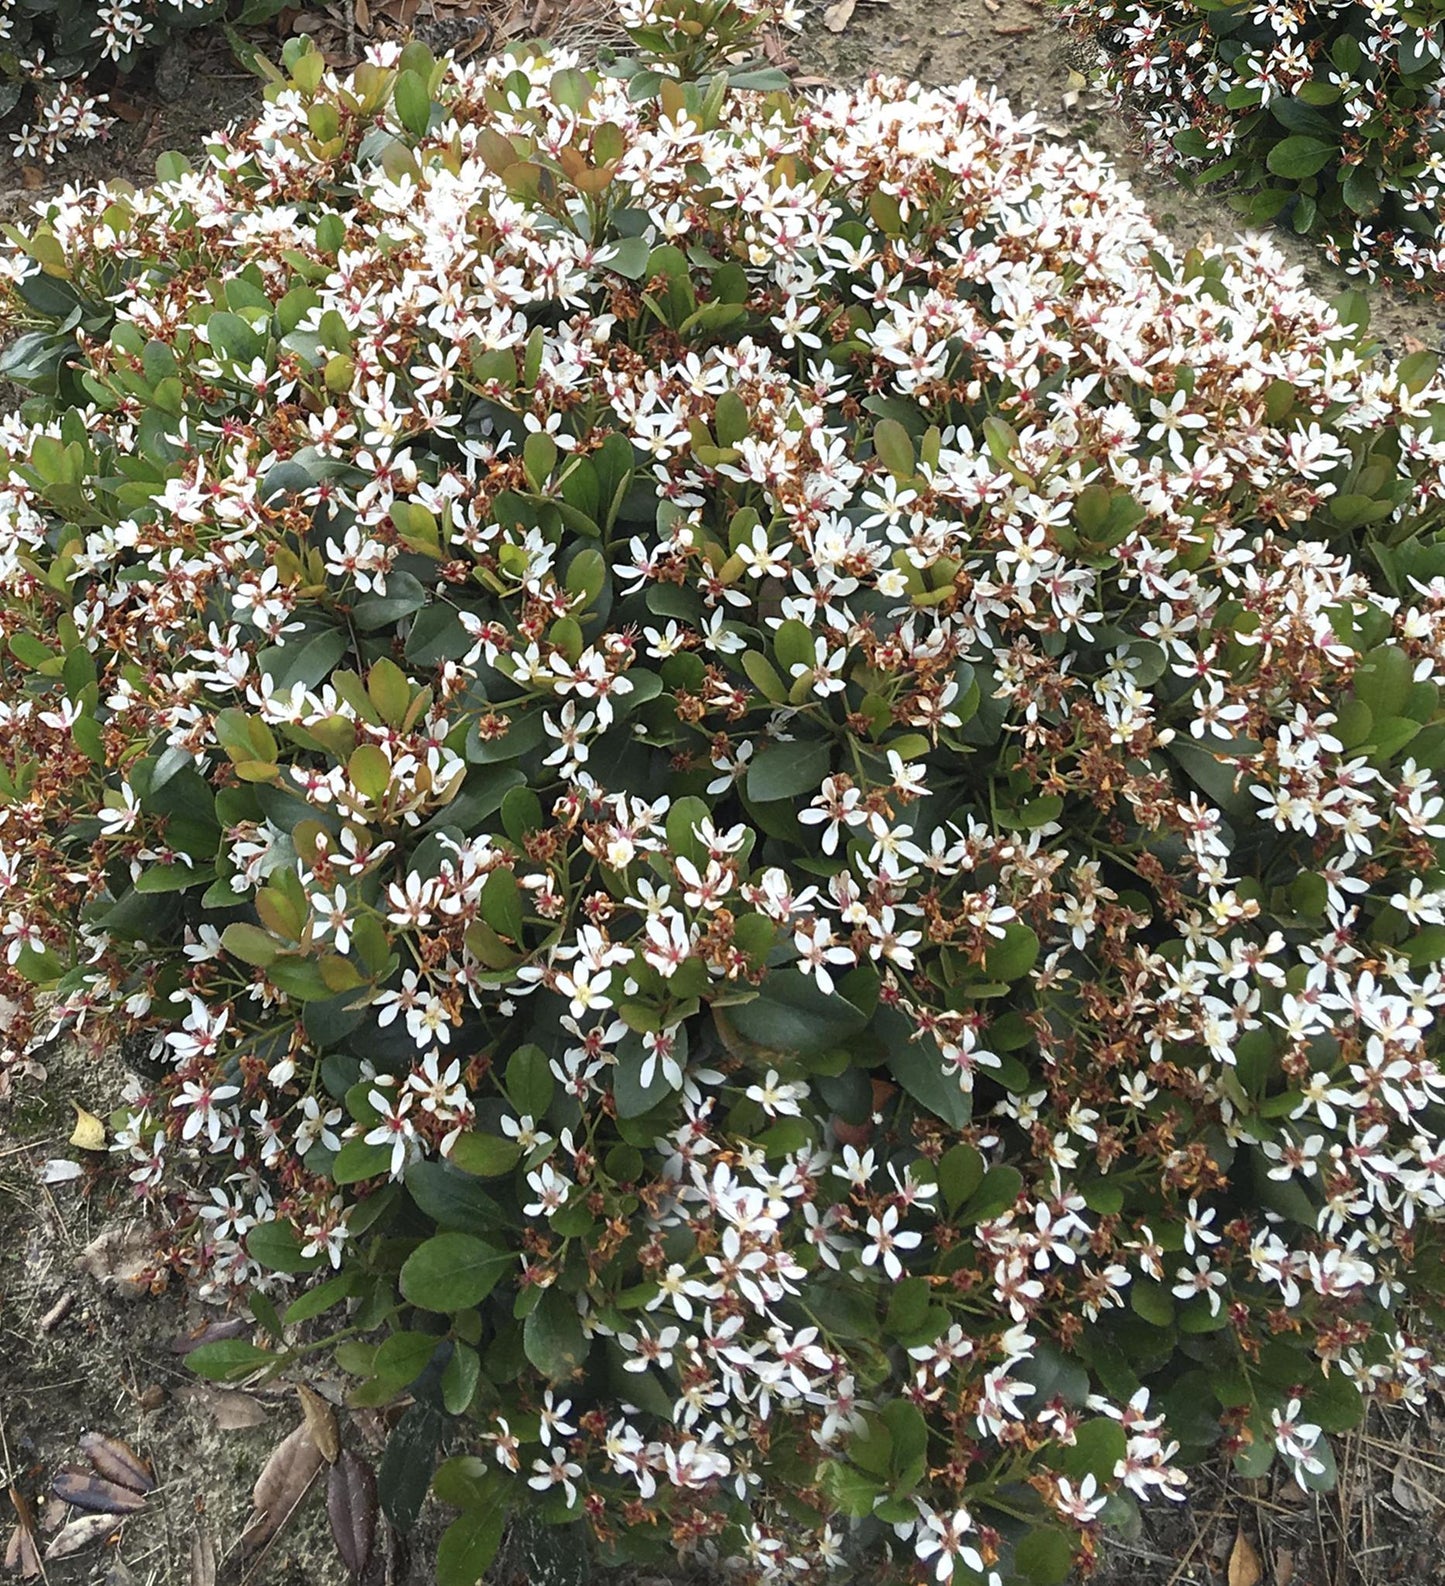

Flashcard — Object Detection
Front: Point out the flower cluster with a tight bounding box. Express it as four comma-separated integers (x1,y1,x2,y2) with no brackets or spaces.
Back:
1057,0,1445,290
3,5,1445,1583
0,0,295,164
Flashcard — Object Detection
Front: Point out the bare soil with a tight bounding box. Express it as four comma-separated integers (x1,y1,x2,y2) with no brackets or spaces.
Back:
3,4,1445,1584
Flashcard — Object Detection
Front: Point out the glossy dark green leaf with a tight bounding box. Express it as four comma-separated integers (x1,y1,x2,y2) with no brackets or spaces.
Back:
400,1233,512,1313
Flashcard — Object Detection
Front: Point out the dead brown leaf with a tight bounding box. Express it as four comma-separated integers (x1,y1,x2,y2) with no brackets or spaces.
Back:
1227,1528,1262,1586
190,1524,217,1586
821,0,857,29
239,1422,325,1559
171,1318,248,1356
176,1385,268,1432
78,1433,153,1496
297,1386,340,1465
75,1224,157,1300
51,1472,146,1517
1392,1440,1435,1514
1275,1547,1296,1586
3,1521,42,1580
326,1450,378,1579
43,1514,122,1561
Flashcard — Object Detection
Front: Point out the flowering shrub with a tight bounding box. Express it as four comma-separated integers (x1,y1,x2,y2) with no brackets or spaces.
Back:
0,0,295,163
1057,0,1445,290
5,3,1445,1582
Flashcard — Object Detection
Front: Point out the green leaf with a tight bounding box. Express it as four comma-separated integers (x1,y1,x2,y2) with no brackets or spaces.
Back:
890,1036,970,1130
604,236,652,280
715,390,749,448
726,971,868,1057
741,650,787,704
379,1402,443,1531
1130,1279,1176,1327
480,867,525,945
400,1232,512,1312
449,1131,523,1178
394,70,433,137
372,1331,442,1394
222,922,279,966
871,417,915,478
505,1042,554,1118
1265,135,1335,179
437,1498,508,1586
406,1160,509,1233
745,737,831,802
442,1341,482,1415
983,920,1039,983
1058,1417,1127,1482
187,1339,279,1382
523,1287,589,1380
937,1142,985,1213
246,1217,323,1274
1013,1526,1075,1585
333,1135,395,1184
961,1164,1022,1223
283,1272,359,1326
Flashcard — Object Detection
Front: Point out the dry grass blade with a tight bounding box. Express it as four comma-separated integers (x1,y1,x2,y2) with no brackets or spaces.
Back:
237,1422,325,1564
78,1432,153,1496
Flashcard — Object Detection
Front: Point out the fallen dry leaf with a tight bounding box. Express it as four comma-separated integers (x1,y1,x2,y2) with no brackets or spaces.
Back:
43,1513,122,1560
297,1385,340,1465
1391,1441,1435,1514
821,0,856,27
190,1523,217,1586
68,1102,106,1151
239,1422,325,1558
171,1318,248,1356
75,1224,157,1300
1228,1527,1262,1586
79,1433,153,1497
327,1450,378,1579
1275,1547,1296,1586
51,1472,147,1516
1277,1476,1310,1505
177,1384,268,1431
3,1522,42,1580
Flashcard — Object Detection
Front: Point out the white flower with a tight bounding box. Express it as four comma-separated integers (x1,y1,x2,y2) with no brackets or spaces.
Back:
860,1206,921,1282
